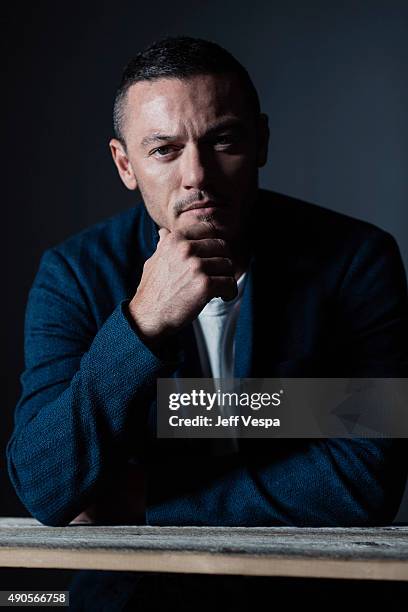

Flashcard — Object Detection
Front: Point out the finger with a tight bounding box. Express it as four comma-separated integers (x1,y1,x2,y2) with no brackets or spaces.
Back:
69,506,96,525
207,276,238,301
200,257,235,276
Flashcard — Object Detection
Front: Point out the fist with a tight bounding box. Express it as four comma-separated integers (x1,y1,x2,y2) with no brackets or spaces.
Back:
128,222,237,343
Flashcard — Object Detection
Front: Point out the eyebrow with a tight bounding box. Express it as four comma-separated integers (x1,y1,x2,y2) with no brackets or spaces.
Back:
140,118,246,149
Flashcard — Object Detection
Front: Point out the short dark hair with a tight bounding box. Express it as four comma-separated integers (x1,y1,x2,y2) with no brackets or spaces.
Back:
113,36,261,148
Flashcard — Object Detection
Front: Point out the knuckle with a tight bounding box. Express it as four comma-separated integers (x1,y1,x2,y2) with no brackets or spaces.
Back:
197,273,211,293
166,233,178,248
179,241,193,259
189,256,202,274
173,229,184,240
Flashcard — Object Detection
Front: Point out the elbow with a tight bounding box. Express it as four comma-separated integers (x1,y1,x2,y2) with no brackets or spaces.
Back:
30,511,73,528
358,497,403,527
351,465,407,527
325,483,404,528
281,482,404,528
320,438,408,527
6,439,74,528
338,507,399,529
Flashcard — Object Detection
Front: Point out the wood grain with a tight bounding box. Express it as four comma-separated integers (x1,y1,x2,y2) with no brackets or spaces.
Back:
0,519,407,580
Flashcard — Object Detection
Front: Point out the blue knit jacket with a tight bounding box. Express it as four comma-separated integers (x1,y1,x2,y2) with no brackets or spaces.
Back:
7,190,408,526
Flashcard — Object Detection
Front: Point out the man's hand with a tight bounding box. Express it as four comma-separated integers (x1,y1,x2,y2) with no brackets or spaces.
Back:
128,222,238,343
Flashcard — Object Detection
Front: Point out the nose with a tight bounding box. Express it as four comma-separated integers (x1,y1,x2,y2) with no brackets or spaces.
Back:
180,143,209,191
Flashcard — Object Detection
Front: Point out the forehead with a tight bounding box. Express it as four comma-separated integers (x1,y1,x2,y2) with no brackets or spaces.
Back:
123,74,252,142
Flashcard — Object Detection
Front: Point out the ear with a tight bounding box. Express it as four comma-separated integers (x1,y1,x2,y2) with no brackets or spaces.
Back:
256,113,269,168
109,138,138,190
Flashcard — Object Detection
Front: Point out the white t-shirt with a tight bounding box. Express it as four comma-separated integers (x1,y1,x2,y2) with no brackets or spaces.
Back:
192,273,247,455
193,272,247,379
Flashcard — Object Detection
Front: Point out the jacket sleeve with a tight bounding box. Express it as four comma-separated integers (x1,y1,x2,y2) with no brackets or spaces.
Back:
146,228,408,526
7,247,181,527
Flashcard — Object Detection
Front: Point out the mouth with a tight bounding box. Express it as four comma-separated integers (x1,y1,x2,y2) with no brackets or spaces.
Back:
182,200,223,214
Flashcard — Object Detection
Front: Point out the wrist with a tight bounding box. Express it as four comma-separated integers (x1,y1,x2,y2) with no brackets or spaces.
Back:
128,299,165,342
124,301,181,362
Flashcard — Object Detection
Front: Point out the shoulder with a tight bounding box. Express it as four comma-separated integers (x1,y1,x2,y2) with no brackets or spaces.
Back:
36,204,148,291
256,188,399,257
47,205,142,264
32,204,148,322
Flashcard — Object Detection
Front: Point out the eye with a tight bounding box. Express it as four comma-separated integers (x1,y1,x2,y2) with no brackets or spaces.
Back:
216,135,234,145
152,145,175,157
213,134,242,151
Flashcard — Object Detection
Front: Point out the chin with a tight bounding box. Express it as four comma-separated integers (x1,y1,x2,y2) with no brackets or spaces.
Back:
189,218,231,237
177,209,233,236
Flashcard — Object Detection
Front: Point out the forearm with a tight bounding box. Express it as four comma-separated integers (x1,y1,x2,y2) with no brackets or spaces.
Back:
7,300,180,526
146,438,407,527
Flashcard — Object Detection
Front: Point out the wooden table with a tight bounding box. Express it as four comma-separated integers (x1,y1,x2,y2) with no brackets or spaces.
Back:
0,518,407,581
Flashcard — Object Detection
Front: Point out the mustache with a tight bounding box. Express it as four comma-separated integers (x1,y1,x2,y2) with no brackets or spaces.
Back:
173,191,224,215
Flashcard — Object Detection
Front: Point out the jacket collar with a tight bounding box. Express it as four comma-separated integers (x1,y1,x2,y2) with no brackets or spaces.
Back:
138,201,160,261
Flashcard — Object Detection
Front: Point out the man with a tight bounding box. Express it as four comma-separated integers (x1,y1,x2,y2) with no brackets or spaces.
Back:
7,35,408,606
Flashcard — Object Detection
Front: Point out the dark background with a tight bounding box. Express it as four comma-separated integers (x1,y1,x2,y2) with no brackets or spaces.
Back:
3,0,408,594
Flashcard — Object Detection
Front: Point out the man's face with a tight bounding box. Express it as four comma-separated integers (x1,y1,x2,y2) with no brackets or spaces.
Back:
110,73,268,243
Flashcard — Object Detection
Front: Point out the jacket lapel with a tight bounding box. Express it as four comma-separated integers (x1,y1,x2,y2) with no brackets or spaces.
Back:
234,258,254,378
